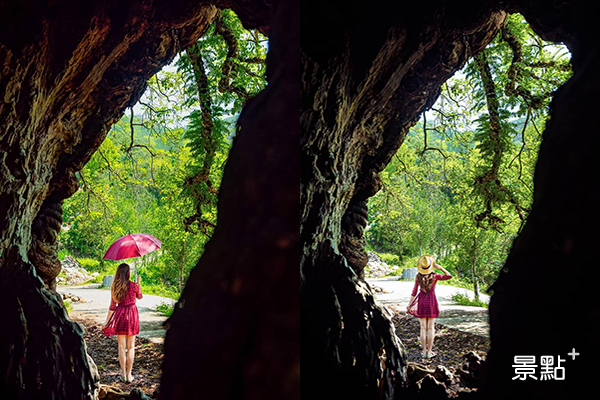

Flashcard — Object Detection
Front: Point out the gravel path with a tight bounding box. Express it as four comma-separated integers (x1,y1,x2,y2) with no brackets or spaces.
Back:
366,277,490,337
58,283,176,343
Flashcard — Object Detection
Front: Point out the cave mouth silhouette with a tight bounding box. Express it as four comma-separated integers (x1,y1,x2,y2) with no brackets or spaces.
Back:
301,1,599,399
0,1,298,399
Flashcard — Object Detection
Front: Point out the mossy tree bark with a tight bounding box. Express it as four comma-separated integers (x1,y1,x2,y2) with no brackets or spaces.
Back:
160,0,299,398
481,1,600,399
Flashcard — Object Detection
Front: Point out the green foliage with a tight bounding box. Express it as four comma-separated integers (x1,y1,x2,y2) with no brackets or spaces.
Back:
379,252,401,266
155,302,175,317
58,8,266,297
89,274,104,284
366,14,572,296
76,258,101,272
451,293,489,308
399,255,423,271
145,9,266,235
141,283,180,300
57,249,69,261
64,299,73,314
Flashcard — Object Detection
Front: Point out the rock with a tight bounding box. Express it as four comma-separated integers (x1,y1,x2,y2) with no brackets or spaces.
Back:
365,251,397,278
407,363,434,384
98,385,154,400
418,375,448,400
98,385,126,399
129,388,154,400
433,365,453,383
59,256,95,285
456,351,485,388
60,292,86,303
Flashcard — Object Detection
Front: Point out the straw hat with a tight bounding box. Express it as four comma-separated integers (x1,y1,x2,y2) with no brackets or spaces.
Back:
417,255,435,275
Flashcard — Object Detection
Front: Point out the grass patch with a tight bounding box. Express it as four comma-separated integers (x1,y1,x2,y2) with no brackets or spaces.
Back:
386,267,404,276
142,283,180,300
436,277,475,291
155,302,175,317
451,293,489,308
378,252,400,266
57,249,69,261
76,257,102,272
64,299,73,314
88,274,104,284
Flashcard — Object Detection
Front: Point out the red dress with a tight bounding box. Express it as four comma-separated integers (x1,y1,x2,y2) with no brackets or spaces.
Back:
407,273,452,318
104,281,143,336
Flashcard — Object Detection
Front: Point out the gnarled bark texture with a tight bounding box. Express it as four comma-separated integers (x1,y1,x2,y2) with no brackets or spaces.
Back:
301,1,504,398
160,0,299,399
0,1,298,399
302,0,599,399
480,1,600,399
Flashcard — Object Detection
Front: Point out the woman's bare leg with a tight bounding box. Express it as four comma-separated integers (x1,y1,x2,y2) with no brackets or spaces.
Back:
426,318,435,356
117,335,127,380
418,318,427,356
125,335,136,381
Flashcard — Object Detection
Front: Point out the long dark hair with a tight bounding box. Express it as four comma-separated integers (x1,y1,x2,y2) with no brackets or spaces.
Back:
111,263,130,303
416,272,435,293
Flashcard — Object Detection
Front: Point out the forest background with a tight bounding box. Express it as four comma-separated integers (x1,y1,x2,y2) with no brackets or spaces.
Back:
57,9,267,300
365,14,571,302
57,14,571,304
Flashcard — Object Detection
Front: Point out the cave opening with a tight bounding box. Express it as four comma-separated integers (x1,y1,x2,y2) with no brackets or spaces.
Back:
1,1,298,399
302,1,599,399
362,13,573,396
53,12,269,392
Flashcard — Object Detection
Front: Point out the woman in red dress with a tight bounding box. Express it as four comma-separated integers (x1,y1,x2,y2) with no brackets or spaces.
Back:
102,263,143,382
407,255,452,359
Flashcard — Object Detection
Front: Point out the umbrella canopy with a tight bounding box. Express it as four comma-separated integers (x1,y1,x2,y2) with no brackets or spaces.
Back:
103,233,162,261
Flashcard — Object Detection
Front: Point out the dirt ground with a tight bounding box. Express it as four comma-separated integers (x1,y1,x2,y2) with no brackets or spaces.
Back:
392,311,490,396
75,309,489,398
76,317,162,398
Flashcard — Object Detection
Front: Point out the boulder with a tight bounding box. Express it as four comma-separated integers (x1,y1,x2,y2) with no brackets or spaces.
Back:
365,251,397,278
59,256,95,285
407,363,435,385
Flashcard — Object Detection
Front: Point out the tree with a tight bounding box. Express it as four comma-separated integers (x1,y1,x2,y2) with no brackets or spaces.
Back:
59,9,268,294
142,8,267,235
366,14,571,301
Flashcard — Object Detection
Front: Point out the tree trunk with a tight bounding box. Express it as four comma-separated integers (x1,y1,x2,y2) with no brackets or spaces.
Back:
480,2,600,398
0,1,273,398
471,236,480,301
301,2,505,397
179,238,186,292
160,1,299,398
302,1,600,399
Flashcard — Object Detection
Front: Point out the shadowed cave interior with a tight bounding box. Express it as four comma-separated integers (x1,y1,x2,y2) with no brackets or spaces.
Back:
301,1,600,399
1,1,298,399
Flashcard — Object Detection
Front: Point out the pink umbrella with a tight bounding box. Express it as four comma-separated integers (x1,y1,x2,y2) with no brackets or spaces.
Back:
103,233,162,260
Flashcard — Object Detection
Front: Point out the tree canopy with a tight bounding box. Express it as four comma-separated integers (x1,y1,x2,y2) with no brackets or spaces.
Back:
59,9,267,296
366,14,572,299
